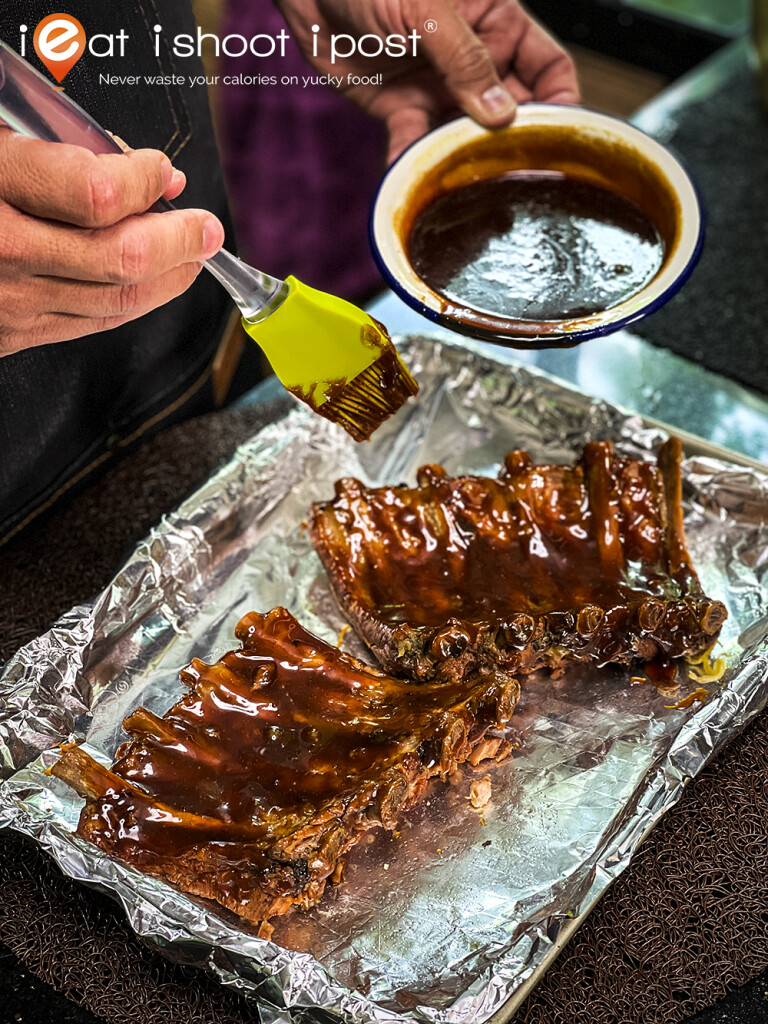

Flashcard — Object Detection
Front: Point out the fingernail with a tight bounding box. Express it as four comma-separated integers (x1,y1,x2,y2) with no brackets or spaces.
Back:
481,85,515,116
170,168,186,192
202,216,224,258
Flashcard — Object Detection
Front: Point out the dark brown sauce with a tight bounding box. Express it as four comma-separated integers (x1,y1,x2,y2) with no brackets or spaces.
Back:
407,172,665,322
79,609,510,863
311,439,728,677
644,657,679,687
285,326,418,443
323,447,677,629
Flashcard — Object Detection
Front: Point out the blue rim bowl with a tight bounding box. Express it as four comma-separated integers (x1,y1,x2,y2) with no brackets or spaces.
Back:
369,104,704,348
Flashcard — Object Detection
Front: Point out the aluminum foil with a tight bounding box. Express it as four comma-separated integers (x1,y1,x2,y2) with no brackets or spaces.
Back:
2,334,768,1024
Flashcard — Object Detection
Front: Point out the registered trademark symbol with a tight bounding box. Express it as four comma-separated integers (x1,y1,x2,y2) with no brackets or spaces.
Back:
424,19,437,32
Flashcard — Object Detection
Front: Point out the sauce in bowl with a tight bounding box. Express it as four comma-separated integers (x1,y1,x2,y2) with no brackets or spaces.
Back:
407,171,665,322
371,109,702,346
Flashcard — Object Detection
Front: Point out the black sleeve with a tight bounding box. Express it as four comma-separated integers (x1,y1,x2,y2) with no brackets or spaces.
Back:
0,0,239,545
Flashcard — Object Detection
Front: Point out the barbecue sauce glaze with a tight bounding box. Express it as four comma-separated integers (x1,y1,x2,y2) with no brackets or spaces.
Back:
310,440,727,674
407,172,665,321
79,609,515,866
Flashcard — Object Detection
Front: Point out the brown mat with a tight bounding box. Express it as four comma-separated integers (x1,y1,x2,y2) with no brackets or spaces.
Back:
1,401,767,1024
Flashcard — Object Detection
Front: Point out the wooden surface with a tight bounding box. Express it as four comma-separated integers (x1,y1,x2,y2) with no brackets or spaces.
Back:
571,43,669,115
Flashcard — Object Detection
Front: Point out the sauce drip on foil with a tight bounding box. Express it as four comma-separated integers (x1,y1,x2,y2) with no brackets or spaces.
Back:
407,172,665,322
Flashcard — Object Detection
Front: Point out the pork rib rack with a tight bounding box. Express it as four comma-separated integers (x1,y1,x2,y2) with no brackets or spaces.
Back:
309,438,727,683
52,607,518,930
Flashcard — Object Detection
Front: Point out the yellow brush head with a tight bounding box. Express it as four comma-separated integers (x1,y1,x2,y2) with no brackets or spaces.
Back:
242,276,418,441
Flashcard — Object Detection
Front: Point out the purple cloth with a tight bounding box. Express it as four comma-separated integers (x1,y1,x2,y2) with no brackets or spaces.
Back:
219,2,388,301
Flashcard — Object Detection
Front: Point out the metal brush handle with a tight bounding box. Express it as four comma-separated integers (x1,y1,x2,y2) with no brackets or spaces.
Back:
0,41,288,322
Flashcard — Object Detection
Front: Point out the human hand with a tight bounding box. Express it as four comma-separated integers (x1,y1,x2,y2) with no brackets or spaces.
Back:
0,128,225,357
277,0,579,162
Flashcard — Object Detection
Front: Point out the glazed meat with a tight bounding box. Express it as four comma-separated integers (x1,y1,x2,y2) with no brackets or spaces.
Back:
52,608,518,931
309,438,727,683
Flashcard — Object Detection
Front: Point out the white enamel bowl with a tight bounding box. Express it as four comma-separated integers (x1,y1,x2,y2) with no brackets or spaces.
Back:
369,105,704,348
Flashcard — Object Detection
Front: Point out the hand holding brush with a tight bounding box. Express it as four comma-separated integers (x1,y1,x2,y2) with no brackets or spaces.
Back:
0,41,418,441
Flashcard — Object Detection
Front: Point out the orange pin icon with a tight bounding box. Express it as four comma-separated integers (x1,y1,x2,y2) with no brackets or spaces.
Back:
34,14,86,83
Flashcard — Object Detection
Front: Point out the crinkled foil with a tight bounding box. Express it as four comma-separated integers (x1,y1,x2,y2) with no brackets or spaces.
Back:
2,335,768,1024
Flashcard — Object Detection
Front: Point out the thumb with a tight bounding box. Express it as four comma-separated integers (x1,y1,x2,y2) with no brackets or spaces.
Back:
418,2,516,126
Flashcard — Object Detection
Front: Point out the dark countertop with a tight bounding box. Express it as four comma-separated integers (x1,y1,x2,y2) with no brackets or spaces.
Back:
632,40,768,394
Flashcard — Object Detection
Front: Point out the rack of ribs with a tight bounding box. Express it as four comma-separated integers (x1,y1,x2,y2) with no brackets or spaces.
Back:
309,438,727,684
52,607,519,932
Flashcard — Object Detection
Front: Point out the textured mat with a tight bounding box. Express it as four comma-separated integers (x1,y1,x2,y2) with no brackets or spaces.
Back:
1,400,767,1024
636,57,768,396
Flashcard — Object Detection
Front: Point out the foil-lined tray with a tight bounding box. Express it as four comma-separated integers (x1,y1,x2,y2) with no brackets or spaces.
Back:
2,335,768,1024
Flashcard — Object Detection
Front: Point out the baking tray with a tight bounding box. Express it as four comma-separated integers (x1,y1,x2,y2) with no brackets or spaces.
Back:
1,334,768,1024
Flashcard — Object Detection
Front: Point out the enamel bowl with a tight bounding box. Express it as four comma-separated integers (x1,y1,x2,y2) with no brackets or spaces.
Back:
369,104,704,348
